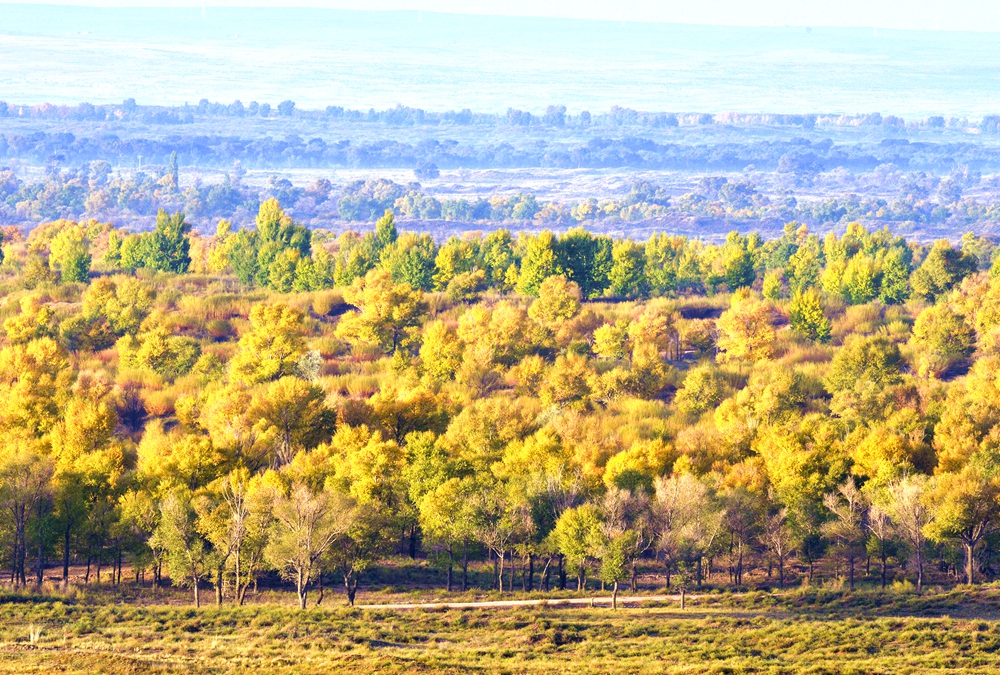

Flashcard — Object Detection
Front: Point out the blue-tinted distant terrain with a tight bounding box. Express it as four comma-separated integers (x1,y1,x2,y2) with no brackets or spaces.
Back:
2,4,1000,117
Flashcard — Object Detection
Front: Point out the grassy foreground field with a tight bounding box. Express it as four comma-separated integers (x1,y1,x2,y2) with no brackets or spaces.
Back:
3,588,1000,674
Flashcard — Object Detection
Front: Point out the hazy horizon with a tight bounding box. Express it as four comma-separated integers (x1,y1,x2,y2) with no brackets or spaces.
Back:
3,4,1000,117
3,0,1000,33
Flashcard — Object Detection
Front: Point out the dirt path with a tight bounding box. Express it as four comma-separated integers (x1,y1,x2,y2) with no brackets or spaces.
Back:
355,594,692,610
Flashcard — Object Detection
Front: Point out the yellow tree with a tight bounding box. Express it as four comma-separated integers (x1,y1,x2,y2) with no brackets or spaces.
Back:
716,290,775,363
923,463,1000,585
419,320,463,385
49,371,119,585
593,320,632,361
265,481,354,609
4,294,56,345
229,304,306,385
540,352,594,411
0,337,73,436
910,303,975,378
336,269,424,354
0,434,53,586
199,385,275,471
251,376,332,465
319,425,406,605
528,274,582,326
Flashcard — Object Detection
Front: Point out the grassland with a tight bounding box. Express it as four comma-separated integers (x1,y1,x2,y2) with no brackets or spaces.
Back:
3,586,1000,674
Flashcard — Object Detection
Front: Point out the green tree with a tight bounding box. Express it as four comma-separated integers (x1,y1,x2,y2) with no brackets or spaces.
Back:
380,232,437,291
267,249,300,293
600,529,638,609
155,488,212,606
145,210,192,273
762,270,783,300
911,240,977,301
103,230,122,269
787,237,822,293
721,231,757,290
551,503,603,591
826,335,903,394
841,253,879,304
517,231,558,297
117,326,201,380
608,240,649,299
879,247,911,304
555,228,612,298
374,209,397,251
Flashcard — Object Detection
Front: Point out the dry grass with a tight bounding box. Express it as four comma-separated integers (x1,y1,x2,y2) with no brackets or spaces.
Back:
3,586,1000,674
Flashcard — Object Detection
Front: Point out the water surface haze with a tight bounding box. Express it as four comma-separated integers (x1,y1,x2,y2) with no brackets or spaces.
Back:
2,4,1000,117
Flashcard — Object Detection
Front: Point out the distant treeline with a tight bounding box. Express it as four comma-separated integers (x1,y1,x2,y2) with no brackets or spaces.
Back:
3,100,1000,173
2,99,996,132
6,129,1000,174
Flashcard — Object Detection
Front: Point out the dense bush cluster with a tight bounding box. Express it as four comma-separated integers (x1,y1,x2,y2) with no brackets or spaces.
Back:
3,200,1000,607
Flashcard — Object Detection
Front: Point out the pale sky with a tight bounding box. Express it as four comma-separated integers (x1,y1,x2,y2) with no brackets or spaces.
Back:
2,0,1000,32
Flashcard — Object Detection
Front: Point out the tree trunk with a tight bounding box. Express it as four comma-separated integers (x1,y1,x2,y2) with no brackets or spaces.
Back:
447,545,454,592
63,523,71,589
612,581,619,610
36,502,44,587
558,555,566,590
527,554,534,592
216,561,225,606
235,549,242,606
778,555,784,589
462,543,469,592
344,570,359,606
680,587,686,610
966,541,975,585
915,546,923,593
194,576,201,608
737,542,744,586
297,568,308,609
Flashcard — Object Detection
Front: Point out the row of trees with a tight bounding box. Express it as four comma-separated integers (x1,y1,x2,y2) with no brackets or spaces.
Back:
5,199,1000,607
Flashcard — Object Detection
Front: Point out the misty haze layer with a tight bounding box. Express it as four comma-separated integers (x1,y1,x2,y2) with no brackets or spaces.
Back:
3,5,1000,116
